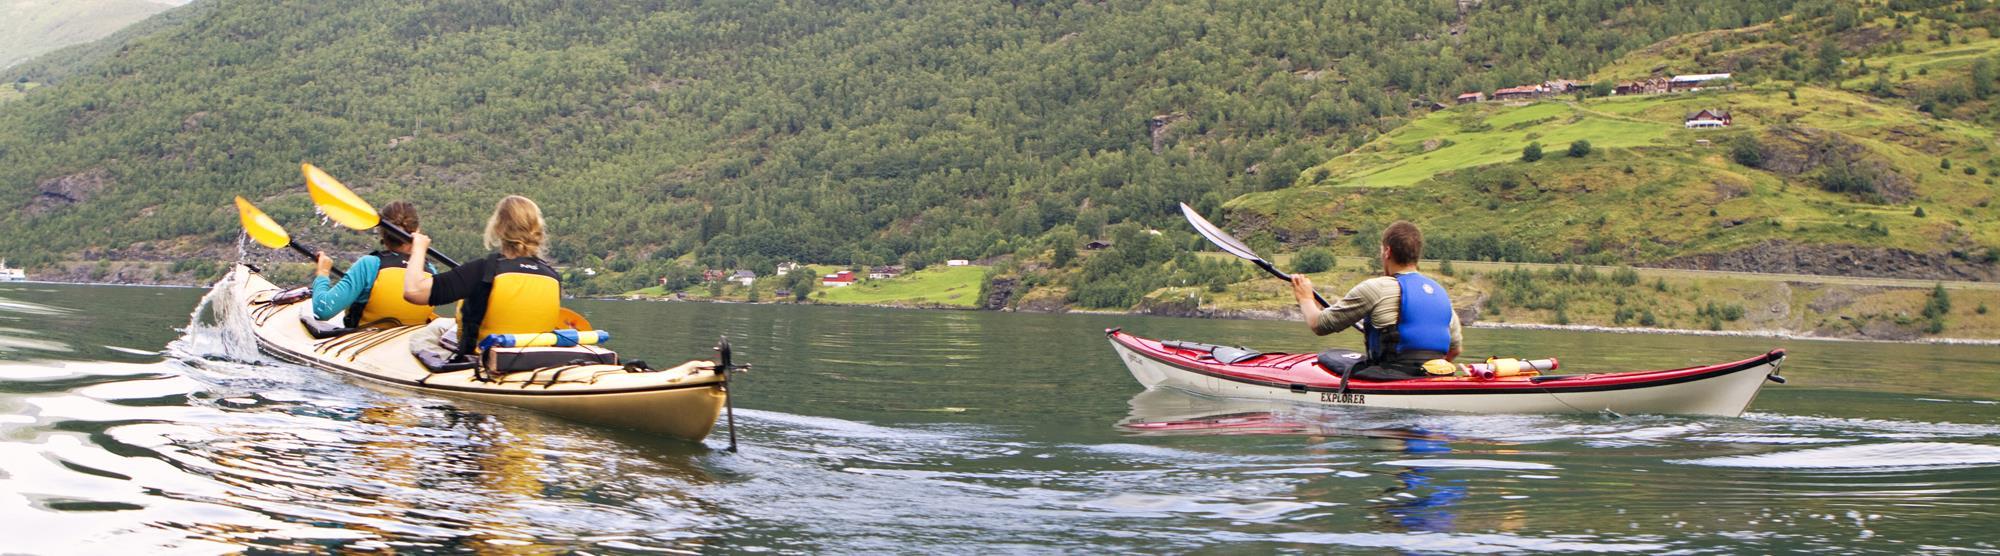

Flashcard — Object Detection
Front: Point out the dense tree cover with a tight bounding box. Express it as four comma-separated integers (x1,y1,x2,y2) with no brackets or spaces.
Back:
0,0,1817,288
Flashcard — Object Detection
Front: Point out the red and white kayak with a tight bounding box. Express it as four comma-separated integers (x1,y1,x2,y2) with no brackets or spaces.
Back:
1107,329,1785,417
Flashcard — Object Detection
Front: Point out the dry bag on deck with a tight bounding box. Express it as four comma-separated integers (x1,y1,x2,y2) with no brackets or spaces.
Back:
481,345,619,374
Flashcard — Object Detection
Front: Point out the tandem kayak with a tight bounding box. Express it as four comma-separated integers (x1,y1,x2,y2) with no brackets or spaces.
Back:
1107,328,1785,417
223,264,730,440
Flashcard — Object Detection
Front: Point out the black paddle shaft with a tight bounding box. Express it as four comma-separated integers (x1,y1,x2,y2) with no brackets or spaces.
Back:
1251,258,1331,309
377,222,463,269
285,240,345,279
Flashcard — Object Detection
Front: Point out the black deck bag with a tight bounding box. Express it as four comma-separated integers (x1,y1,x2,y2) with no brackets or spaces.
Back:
1316,349,1366,377
481,345,619,374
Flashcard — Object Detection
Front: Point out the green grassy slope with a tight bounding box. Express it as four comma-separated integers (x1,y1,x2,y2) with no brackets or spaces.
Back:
1227,4,2000,279
1232,84,2000,274
817,266,987,308
0,0,177,69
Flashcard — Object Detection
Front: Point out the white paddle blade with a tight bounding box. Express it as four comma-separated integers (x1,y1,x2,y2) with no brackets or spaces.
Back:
1179,202,1262,262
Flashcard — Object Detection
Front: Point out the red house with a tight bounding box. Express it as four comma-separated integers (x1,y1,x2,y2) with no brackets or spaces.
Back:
822,270,856,287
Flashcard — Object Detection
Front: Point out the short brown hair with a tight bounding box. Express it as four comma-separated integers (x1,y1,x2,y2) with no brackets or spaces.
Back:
484,195,546,258
1382,221,1422,266
380,201,419,249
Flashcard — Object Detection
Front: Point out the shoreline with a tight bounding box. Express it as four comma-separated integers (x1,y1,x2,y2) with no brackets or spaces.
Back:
1463,321,2000,347
15,276,2000,346
0,279,204,289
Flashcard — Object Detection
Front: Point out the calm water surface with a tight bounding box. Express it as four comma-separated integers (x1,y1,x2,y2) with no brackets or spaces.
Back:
1,281,1998,554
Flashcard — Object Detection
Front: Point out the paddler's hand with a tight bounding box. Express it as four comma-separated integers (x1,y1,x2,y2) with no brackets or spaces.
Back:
314,252,333,277
408,232,431,254
1289,274,1317,304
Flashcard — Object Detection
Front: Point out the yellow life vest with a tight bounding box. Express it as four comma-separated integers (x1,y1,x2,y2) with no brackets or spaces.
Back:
476,257,563,341
347,250,436,327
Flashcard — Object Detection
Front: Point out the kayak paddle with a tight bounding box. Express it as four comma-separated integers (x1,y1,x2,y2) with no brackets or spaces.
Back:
302,163,462,268
234,196,343,279
1179,202,1330,309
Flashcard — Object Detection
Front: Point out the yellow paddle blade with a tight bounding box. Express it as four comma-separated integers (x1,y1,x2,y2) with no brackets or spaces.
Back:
302,162,381,230
233,196,292,249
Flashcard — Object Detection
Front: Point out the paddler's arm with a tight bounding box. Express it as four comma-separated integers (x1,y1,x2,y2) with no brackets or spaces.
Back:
401,232,435,304
1292,276,1372,336
310,254,378,320
1446,310,1463,361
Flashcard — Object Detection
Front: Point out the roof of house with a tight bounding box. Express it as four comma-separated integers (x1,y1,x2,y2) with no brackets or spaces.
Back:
1671,73,1732,83
1457,91,1483,99
1686,109,1730,119
1494,84,1542,95
733,270,756,278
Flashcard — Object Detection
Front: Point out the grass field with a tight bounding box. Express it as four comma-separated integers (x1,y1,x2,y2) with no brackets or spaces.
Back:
0,81,36,103
1231,80,2000,266
1296,101,1675,188
817,265,987,307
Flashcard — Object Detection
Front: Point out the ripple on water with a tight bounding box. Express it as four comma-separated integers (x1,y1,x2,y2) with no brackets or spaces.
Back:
1080,493,1323,522
1204,530,1669,553
1674,442,2000,470
1376,459,1560,471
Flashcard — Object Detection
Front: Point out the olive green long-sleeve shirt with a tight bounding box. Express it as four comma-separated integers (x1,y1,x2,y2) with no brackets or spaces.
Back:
1310,272,1462,351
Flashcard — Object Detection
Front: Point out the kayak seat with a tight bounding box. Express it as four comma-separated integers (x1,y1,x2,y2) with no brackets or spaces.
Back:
1316,349,1366,378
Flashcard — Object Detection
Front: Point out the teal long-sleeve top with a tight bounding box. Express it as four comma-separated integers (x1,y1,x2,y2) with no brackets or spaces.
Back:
309,255,436,321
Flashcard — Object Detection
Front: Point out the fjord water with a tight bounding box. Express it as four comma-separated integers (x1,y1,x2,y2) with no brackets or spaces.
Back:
2,283,1997,554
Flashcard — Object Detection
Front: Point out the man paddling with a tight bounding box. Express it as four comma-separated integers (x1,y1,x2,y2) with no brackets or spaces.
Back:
1289,221,1461,380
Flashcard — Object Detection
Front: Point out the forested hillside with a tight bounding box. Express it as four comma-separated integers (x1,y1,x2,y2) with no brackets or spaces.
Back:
0,0,179,69
0,0,1809,293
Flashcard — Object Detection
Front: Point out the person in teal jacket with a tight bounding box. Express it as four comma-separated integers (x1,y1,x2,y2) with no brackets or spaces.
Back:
308,202,438,328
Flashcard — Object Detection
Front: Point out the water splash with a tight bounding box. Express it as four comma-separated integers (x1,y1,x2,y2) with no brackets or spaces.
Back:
164,269,260,363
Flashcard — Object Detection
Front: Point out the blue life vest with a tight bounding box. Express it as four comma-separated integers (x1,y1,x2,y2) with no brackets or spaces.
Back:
1364,272,1455,361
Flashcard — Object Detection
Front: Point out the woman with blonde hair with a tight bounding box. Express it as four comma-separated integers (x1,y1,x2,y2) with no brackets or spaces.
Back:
402,195,565,356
